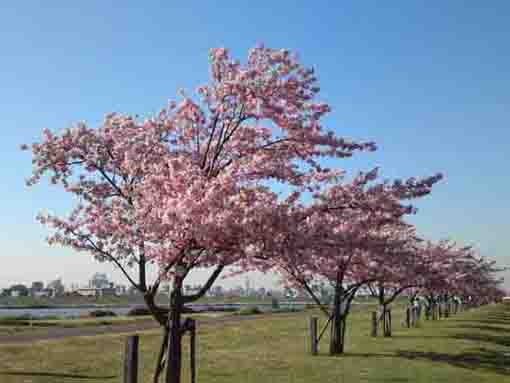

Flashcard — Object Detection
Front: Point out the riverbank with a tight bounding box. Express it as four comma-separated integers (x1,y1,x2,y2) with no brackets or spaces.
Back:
0,306,308,337
0,312,233,338
0,303,507,382
0,295,314,308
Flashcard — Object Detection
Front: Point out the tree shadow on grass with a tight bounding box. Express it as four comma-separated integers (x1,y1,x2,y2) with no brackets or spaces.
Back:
396,349,510,376
450,332,510,348
454,324,509,333
449,319,509,327
395,330,510,348
315,349,510,376
484,315,510,321
0,371,117,380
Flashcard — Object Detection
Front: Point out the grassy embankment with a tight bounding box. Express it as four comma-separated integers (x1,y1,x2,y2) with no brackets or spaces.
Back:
0,302,507,382
0,315,155,335
0,311,237,336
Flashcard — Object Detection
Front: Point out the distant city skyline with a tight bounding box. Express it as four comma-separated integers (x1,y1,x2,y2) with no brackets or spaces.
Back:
0,250,283,291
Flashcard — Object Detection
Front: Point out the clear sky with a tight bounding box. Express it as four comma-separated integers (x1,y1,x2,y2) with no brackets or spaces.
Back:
1,2,508,291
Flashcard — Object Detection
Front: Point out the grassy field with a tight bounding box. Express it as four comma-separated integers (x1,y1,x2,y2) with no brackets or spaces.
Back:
0,303,507,382
0,315,156,335
0,312,234,336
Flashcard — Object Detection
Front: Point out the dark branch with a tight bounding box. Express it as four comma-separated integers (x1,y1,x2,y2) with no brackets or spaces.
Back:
182,264,225,303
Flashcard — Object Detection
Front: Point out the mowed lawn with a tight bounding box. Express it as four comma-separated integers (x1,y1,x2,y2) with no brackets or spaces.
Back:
0,304,508,383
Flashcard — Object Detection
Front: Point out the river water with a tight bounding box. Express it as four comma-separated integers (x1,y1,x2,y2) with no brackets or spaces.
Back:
0,302,309,319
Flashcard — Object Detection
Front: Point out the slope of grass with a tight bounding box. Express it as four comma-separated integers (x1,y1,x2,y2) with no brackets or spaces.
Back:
0,312,231,336
0,303,507,382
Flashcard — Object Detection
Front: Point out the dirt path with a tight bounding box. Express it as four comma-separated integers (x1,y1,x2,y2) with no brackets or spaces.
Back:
0,313,300,345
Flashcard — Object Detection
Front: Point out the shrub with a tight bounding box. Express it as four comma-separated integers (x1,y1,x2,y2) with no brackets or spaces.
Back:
203,305,238,312
127,307,151,316
127,305,198,317
237,306,263,315
271,307,303,314
88,309,117,317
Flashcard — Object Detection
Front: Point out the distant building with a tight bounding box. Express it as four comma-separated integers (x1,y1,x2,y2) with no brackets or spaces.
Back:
74,287,117,298
31,281,44,292
47,278,65,296
210,285,224,297
89,273,111,289
9,284,29,297
256,287,267,298
32,288,53,298
115,285,127,296
127,285,141,296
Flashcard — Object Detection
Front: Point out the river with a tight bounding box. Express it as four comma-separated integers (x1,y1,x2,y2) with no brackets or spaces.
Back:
0,302,310,318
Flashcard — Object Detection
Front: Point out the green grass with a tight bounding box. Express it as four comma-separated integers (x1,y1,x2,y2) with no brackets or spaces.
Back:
0,315,155,336
0,304,508,382
0,312,229,336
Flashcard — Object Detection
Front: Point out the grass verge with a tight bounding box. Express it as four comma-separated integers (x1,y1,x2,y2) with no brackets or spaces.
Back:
0,303,507,382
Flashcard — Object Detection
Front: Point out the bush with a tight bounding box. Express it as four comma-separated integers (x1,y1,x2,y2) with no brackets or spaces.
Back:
126,305,198,317
237,306,263,316
202,305,238,313
88,309,117,318
127,307,151,316
0,315,62,327
271,307,303,314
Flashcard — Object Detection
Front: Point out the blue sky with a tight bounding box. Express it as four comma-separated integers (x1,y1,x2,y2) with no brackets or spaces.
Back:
1,2,508,290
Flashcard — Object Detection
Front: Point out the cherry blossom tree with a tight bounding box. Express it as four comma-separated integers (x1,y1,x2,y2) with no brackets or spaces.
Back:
410,240,506,318
365,226,426,336
22,45,376,382
249,169,442,354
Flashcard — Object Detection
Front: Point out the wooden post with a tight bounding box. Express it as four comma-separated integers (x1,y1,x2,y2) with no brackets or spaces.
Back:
388,309,392,336
384,309,392,337
371,311,377,337
189,319,196,383
405,307,411,328
124,335,139,383
309,317,318,355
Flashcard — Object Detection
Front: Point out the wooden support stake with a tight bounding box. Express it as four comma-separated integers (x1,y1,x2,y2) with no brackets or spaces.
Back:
124,335,139,383
405,307,411,328
388,310,392,336
189,319,196,383
309,317,318,355
371,311,377,337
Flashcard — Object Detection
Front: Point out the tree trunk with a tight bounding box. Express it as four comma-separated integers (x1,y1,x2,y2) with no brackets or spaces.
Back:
165,281,183,383
153,327,169,383
329,286,346,355
330,313,346,354
142,288,173,383
382,305,392,337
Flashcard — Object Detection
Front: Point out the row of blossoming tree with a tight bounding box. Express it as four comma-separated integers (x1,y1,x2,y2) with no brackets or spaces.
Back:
23,45,506,383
